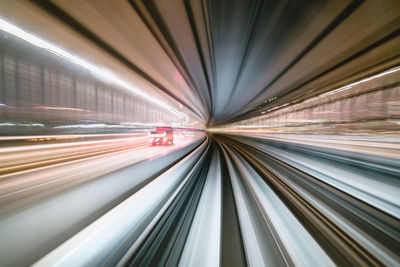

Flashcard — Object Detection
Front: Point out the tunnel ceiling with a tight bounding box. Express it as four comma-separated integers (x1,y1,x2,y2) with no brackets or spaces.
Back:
4,0,400,126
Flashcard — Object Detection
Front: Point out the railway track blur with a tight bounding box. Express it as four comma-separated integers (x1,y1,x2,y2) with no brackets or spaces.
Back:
1,134,399,266
216,135,400,266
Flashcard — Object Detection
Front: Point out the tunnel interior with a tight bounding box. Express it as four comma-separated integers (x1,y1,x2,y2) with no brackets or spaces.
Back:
0,1,399,266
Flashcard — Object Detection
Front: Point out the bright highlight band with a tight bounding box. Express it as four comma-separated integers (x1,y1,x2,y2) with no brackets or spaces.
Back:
0,17,186,120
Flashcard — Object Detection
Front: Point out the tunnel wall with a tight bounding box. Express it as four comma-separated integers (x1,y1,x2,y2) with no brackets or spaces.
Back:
224,66,400,134
0,31,190,128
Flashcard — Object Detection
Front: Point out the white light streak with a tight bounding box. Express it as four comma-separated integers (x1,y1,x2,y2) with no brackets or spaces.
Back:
263,65,400,117
0,17,185,119
303,65,400,104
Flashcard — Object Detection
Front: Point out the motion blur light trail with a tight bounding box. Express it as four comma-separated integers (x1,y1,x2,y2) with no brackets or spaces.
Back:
0,134,397,266
0,17,185,119
0,0,400,266
27,136,399,266
0,133,205,266
0,133,149,175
